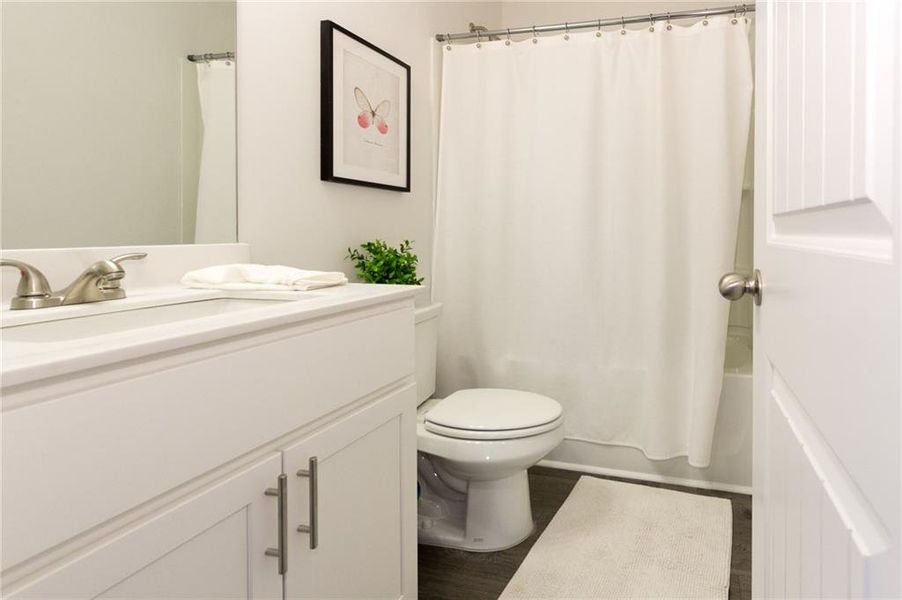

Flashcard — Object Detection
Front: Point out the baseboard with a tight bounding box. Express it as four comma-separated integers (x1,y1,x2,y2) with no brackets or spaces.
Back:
537,459,753,496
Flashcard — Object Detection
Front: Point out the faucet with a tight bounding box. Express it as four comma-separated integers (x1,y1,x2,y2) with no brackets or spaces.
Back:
0,253,147,310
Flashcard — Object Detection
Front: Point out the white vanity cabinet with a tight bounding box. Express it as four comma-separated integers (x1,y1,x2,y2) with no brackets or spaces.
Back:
1,289,417,599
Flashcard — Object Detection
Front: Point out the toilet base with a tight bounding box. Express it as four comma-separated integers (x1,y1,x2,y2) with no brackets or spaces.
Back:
418,468,534,552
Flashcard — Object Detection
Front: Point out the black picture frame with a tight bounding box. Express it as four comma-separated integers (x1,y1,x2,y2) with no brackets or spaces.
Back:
321,20,411,192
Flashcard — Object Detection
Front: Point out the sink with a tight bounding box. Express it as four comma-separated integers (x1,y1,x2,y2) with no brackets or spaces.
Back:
2,298,297,344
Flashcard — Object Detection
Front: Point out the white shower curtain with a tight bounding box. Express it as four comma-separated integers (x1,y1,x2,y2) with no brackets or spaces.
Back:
434,17,753,467
194,61,236,243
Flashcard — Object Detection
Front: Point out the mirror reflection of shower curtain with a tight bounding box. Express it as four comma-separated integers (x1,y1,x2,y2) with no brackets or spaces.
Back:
194,61,236,243
433,17,753,468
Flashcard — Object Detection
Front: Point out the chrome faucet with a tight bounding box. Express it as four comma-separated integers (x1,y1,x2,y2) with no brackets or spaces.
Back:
1,253,147,310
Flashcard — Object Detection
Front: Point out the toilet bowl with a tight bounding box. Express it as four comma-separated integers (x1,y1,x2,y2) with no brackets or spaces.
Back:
414,304,565,552
417,390,564,551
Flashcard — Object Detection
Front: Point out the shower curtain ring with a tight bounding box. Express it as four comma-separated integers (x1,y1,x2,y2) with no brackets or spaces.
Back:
445,33,452,50
620,16,626,35
532,25,538,44
596,19,602,37
703,10,710,26
648,14,655,32
732,5,739,24
475,29,482,48
563,22,570,40
666,12,672,30
505,28,512,45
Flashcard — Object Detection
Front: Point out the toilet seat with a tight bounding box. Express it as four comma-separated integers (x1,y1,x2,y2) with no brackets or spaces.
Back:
424,415,564,440
424,388,563,441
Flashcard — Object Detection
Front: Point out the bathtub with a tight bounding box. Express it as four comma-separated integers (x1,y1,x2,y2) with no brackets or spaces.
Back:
541,327,753,493
724,328,753,375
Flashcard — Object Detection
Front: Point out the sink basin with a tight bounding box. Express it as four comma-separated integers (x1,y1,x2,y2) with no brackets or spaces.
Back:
2,298,296,344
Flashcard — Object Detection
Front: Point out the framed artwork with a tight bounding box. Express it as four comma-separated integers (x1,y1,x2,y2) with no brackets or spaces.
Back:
321,20,411,192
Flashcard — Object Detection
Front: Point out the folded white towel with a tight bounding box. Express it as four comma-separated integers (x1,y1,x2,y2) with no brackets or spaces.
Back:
181,264,348,291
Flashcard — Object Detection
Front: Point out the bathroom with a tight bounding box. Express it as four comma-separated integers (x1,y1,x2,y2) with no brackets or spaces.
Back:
0,1,899,598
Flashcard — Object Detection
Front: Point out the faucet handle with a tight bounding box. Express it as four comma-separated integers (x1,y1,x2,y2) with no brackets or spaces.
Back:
1,259,58,309
109,252,148,265
0,259,53,298
99,252,147,291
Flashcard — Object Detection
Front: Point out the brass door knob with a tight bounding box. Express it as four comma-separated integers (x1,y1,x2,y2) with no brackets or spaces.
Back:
719,270,762,305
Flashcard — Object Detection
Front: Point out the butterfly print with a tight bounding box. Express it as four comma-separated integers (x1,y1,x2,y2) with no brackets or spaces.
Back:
354,87,390,135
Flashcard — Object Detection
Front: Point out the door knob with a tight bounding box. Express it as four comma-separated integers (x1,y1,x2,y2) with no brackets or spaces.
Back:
719,269,762,305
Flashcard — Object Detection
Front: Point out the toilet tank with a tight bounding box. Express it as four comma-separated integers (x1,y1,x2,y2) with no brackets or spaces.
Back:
414,303,442,404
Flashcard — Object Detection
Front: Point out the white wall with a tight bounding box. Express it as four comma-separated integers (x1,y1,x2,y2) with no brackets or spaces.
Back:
237,1,502,289
1,2,235,249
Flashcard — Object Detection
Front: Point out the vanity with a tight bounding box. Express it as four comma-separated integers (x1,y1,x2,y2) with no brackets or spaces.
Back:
1,246,418,598
2,3,420,596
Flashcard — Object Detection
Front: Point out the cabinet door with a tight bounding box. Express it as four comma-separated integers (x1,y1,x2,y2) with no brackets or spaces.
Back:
283,384,417,600
7,454,284,599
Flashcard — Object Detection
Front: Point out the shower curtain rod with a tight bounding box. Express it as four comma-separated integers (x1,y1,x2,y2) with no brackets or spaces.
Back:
435,3,754,42
187,52,235,63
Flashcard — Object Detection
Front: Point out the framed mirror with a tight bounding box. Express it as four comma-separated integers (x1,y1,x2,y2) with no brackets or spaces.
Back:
1,1,237,249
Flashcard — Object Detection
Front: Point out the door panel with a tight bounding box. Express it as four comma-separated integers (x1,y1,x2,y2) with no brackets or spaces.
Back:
7,453,283,599
798,464,822,598
775,1,876,216
283,384,416,600
755,1,901,597
98,511,249,598
763,366,884,598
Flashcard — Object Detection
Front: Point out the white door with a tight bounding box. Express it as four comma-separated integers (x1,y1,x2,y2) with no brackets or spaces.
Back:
282,385,417,600
751,1,901,597
6,453,285,599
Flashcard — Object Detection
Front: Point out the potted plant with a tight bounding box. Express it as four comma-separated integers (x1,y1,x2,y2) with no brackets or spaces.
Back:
346,239,424,285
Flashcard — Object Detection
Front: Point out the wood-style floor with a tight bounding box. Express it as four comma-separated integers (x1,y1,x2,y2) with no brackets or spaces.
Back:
418,466,752,600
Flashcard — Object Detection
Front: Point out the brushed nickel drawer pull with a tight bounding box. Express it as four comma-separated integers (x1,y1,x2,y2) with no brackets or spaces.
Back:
296,457,318,549
264,473,288,574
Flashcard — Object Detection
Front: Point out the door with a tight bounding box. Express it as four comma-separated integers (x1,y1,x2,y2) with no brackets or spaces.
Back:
6,453,284,599
282,384,417,599
752,1,901,598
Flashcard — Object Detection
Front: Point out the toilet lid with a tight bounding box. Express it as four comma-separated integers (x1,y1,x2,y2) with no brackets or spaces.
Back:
425,389,562,433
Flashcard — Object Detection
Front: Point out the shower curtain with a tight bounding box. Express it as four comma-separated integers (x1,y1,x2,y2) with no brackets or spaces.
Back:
433,16,753,467
194,60,236,243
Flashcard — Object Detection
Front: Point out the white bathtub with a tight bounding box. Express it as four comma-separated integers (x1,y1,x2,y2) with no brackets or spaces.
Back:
542,327,753,493
724,328,753,375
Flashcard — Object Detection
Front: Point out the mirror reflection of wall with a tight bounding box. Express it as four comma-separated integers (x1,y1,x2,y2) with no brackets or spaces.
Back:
1,1,237,249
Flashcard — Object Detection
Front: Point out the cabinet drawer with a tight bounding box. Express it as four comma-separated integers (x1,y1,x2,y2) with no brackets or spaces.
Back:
2,305,413,570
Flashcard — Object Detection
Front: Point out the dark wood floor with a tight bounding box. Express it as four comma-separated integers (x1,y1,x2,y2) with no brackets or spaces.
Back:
418,466,752,600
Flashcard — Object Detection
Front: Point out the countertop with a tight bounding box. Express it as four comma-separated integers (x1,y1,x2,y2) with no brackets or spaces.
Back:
1,283,417,389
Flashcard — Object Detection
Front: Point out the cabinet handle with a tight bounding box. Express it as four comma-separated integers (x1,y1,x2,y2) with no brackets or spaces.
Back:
264,474,288,575
296,457,318,549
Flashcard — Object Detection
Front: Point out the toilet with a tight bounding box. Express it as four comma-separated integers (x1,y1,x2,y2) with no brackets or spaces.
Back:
414,303,564,552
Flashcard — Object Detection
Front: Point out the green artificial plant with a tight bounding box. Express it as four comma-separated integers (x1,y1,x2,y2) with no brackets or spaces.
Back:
346,239,424,285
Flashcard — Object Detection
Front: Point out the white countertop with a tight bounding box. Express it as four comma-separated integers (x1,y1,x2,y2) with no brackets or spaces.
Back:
1,283,417,389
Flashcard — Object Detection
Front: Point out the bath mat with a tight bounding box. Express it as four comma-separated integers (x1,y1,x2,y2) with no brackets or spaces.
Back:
500,476,732,599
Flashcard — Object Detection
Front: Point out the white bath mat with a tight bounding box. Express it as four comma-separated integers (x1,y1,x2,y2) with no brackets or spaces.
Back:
500,476,732,599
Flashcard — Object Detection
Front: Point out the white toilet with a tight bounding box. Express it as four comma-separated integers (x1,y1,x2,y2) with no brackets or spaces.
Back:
414,304,564,552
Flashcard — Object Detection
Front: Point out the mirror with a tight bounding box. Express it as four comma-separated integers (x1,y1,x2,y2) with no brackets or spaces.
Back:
1,1,237,249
